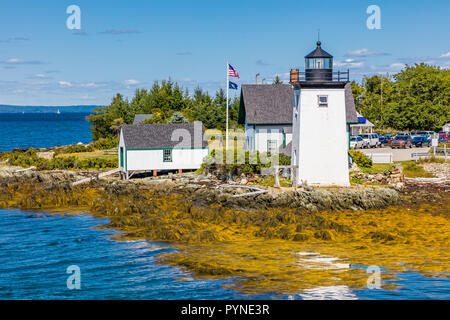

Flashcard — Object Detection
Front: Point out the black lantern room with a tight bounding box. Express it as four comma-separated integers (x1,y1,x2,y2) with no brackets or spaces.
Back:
304,41,333,82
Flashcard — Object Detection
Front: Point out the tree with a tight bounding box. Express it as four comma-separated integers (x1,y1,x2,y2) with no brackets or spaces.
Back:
169,112,188,123
110,118,124,136
352,64,449,131
273,75,283,84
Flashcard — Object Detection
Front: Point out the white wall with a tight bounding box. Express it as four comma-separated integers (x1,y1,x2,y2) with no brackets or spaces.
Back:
294,88,350,186
126,148,208,171
253,125,291,153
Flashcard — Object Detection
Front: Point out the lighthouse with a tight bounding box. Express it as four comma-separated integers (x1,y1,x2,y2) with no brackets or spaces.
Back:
290,41,352,187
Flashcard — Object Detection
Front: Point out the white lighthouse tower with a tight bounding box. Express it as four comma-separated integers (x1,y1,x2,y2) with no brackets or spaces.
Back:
290,41,351,187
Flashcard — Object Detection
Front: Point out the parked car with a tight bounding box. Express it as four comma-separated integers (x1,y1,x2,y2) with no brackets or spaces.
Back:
412,136,431,147
438,132,450,143
350,136,365,149
418,131,434,138
380,133,394,146
391,135,413,149
378,135,388,145
410,131,423,139
360,133,381,148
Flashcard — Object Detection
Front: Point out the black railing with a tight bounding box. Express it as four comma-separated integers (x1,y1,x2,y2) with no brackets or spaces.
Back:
290,69,350,83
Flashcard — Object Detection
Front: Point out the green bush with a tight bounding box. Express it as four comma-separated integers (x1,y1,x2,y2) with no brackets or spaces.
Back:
201,148,291,176
349,150,373,168
92,137,119,150
1,150,117,171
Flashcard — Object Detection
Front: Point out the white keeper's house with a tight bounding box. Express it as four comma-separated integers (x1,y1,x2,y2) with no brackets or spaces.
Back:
119,122,209,179
239,41,358,186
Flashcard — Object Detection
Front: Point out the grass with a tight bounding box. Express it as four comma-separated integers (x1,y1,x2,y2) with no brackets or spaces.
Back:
56,149,117,161
255,176,292,187
361,163,394,174
398,161,435,178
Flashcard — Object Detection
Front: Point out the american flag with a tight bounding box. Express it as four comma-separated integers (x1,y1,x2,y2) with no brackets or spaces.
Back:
228,64,240,78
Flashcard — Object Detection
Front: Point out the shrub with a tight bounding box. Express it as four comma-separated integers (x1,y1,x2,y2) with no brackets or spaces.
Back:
201,148,291,176
92,137,119,150
2,150,117,171
349,150,372,168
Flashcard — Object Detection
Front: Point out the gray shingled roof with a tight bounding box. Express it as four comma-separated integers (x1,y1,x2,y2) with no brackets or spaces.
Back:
133,114,154,125
238,84,294,125
344,82,358,123
239,83,358,125
121,123,208,149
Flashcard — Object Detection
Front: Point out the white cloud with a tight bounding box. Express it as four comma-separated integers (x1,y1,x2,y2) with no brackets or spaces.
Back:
439,52,450,59
123,79,140,86
334,60,365,68
345,48,389,57
58,81,73,87
3,58,42,65
389,63,406,70
80,82,105,88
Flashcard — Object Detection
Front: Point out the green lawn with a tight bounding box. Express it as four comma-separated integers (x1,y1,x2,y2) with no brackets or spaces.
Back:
361,163,394,174
397,161,435,178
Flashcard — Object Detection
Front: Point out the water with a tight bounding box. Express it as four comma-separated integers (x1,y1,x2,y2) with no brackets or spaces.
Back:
0,113,92,152
0,209,448,300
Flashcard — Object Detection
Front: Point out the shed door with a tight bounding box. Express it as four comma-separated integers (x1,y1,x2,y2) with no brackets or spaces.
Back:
120,147,124,168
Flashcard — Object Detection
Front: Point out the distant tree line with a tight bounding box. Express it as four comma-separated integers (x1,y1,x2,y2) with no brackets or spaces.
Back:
351,63,450,132
87,80,240,140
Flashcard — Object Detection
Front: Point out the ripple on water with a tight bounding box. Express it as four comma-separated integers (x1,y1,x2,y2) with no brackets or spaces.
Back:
0,208,448,300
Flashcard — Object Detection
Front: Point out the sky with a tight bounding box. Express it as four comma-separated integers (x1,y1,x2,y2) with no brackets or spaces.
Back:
0,0,449,106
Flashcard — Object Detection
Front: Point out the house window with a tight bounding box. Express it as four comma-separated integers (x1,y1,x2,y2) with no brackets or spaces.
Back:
163,149,172,162
318,95,328,107
267,140,278,154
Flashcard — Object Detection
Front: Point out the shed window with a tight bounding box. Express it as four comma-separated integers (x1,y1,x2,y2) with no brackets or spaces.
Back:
318,95,328,107
267,140,278,154
163,149,172,162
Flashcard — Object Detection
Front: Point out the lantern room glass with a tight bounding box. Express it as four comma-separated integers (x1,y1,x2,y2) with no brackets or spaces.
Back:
305,58,333,69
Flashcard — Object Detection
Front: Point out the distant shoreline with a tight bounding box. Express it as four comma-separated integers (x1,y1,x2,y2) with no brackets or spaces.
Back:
0,105,102,114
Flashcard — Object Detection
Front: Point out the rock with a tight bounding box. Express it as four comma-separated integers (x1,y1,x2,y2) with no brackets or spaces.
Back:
393,182,404,191
240,178,248,185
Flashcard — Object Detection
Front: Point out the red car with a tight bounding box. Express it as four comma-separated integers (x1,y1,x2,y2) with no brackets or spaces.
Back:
391,136,413,149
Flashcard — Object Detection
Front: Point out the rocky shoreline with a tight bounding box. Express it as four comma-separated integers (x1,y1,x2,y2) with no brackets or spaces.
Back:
0,165,402,212
0,164,449,294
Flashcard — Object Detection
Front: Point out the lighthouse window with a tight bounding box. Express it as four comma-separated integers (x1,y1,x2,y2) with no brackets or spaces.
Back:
318,95,328,107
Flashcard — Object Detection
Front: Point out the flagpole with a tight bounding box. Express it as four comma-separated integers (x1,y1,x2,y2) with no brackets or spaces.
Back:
226,61,229,150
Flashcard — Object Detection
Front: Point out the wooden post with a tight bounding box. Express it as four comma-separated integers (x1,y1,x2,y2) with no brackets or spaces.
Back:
274,166,280,188
153,170,157,177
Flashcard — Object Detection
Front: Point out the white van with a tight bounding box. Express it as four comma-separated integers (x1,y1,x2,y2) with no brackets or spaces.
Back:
360,133,381,148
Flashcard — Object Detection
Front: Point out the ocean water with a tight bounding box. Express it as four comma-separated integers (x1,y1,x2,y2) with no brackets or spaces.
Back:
0,113,92,152
0,209,273,300
0,209,448,300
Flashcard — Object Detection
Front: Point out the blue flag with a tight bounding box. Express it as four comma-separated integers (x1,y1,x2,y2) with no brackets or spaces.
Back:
229,81,238,90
